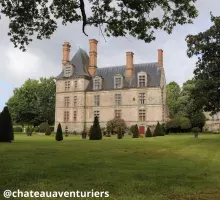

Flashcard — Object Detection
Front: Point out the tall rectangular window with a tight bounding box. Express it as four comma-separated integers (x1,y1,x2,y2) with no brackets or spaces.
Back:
65,81,70,91
73,111,77,122
74,96,77,107
94,110,100,119
94,95,100,106
64,97,70,107
115,94,121,106
94,79,101,90
74,80,77,89
139,110,145,121
139,93,145,104
115,110,121,118
139,75,146,87
64,111,69,122
114,77,122,88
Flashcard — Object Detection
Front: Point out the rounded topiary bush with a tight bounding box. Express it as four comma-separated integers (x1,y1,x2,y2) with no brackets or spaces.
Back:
45,126,52,136
34,126,40,132
39,122,49,132
192,127,201,138
13,126,23,133
25,126,32,136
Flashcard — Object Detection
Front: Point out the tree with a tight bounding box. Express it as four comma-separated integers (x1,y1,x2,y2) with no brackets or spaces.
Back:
90,116,102,140
132,124,139,138
166,82,181,117
179,117,191,132
117,127,123,139
153,122,164,136
0,106,14,142
165,118,180,133
186,15,220,115
0,0,198,51
106,118,127,135
191,112,206,130
56,123,63,141
6,77,56,126
145,127,152,137
45,126,52,136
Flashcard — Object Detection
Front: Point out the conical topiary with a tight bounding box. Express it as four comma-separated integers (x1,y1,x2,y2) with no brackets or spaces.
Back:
117,127,123,139
90,116,102,140
153,122,164,137
56,123,63,141
145,127,152,137
0,106,14,142
132,124,140,138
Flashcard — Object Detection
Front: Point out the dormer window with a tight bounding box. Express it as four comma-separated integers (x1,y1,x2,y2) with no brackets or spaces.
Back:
138,72,147,87
93,76,102,90
64,64,73,77
114,74,123,89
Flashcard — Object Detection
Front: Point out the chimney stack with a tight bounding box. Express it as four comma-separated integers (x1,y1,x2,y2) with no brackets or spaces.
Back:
89,39,98,76
158,49,163,67
62,42,71,70
126,52,134,78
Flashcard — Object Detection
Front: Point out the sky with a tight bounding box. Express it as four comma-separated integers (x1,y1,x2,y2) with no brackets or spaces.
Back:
0,0,220,111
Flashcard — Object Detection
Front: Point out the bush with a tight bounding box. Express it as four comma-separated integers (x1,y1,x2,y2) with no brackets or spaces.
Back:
192,127,201,133
179,117,191,132
90,116,102,140
45,126,52,136
106,118,127,135
165,118,180,133
25,126,32,136
153,122,164,136
0,106,14,142
145,127,152,137
81,131,87,139
50,126,54,132
39,122,49,132
13,126,23,132
34,126,40,132
191,112,206,130
132,124,139,138
56,123,63,141
117,127,123,139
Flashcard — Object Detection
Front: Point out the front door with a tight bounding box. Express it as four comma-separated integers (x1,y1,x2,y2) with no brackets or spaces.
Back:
139,126,145,134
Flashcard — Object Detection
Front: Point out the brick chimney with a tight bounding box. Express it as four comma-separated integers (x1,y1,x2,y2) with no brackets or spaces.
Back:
62,42,71,70
158,49,163,67
126,52,134,78
89,39,98,76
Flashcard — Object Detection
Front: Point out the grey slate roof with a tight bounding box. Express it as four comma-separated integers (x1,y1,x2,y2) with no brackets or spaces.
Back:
56,49,162,90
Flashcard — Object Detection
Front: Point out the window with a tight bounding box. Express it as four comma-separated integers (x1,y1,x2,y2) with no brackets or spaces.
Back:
73,111,77,122
64,65,73,77
74,80,77,89
94,95,100,106
65,81,70,91
139,93,145,104
115,94,121,106
139,110,146,121
94,110,100,119
64,111,69,122
74,96,77,107
64,97,70,107
115,110,121,118
139,75,146,87
94,79,101,90
114,77,122,88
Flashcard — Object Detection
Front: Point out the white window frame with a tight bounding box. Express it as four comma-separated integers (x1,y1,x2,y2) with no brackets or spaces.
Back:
64,111,70,122
64,64,73,77
115,94,122,106
139,109,146,121
94,110,100,119
94,95,100,107
115,110,121,118
138,72,147,87
139,93,145,105
65,81,70,91
64,96,70,107
114,74,123,89
93,76,102,90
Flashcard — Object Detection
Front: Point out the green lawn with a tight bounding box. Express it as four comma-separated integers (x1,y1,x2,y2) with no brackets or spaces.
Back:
0,134,220,200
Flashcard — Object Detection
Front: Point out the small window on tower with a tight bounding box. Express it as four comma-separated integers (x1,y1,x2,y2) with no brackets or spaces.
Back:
64,64,73,77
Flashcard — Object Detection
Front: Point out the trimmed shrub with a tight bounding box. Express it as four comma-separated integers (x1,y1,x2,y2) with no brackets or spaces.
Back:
56,123,63,141
81,131,87,139
132,124,139,138
179,117,191,132
13,126,23,132
153,122,164,136
39,122,49,132
45,126,52,136
145,127,152,137
0,106,14,142
90,116,102,140
25,126,32,136
192,127,201,138
50,126,54,132
191,112,206,130
117,127,123,139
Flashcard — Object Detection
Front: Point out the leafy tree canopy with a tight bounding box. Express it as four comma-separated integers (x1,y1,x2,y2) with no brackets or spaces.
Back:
186,14,220,114
0,0,198,51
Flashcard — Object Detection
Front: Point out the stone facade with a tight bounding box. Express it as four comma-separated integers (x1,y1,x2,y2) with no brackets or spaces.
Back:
55,40,168,133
